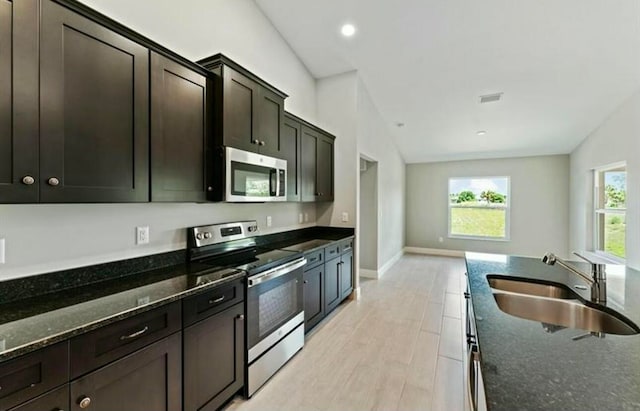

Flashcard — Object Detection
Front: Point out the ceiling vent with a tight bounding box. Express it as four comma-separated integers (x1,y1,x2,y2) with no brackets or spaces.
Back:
479,93,503,104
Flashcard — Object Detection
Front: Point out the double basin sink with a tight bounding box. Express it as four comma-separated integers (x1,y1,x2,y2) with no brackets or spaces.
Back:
487,276,640,336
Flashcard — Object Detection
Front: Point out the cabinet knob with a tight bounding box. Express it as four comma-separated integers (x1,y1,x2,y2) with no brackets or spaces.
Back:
47,177,60,186
78,396,91,409
207,186,213,192
252,139,260,145
259,140,265,146
238,314,245,321
22,175,35,185
303,280,308,284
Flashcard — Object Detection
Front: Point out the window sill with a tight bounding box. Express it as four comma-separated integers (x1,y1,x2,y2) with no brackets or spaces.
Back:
448,234,510,242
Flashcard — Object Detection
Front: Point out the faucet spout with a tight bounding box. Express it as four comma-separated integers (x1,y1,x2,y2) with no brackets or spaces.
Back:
541,251,607,304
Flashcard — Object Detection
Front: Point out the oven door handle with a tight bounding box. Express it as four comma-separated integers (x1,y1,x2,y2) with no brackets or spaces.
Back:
247,257,307,288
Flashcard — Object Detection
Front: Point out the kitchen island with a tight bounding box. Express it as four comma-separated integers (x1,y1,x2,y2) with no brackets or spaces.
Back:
465,252,640,411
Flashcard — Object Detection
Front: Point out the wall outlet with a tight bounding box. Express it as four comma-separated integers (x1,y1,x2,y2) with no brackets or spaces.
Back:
341,212,349,223
0,339,5,351
137,296,150,306
136,226,150,245
438,237,444,243
266,216,272,227
0,238,4,264
298,213,303,224
304,213,309,222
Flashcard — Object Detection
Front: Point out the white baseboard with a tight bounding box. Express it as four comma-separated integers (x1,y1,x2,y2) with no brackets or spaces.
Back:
404,247,465,258
359,269,379,279
359,249,404,280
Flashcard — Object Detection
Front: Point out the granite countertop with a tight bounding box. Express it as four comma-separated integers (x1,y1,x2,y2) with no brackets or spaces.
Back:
465,252,640,411
0,227,354,364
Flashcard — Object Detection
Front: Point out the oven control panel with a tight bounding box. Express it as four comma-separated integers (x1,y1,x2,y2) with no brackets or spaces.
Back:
190,220,259,247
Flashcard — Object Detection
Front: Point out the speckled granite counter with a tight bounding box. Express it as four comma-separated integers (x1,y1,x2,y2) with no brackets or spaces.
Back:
0,225,354,364
465,252,640,411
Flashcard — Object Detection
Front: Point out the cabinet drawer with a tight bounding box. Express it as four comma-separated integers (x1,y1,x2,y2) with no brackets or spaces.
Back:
7,384,69,411
339,238,354,255
183,280,244,327
304,248,324,270
0,342,68,411
325,243,340,261
70,301,181,379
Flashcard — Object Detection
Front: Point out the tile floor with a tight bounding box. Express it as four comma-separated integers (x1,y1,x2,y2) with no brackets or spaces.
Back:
224,254,467,411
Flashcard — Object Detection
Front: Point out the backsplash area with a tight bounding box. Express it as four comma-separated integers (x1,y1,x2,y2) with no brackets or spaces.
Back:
0,202,316,280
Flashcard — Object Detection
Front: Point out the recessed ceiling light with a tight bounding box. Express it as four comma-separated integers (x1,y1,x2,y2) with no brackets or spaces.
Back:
477,130,487,136
396,122,405,128
479,93,503,104
341,23,356,37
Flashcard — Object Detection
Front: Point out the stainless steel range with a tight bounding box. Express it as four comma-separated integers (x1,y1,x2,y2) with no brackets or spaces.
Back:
187,221,306,397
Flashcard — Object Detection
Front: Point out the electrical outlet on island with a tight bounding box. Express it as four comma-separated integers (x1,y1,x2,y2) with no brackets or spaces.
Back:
136,226,150,245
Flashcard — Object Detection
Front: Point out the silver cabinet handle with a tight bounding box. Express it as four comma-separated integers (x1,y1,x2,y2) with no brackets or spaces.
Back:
210,296,225,304
79,396,91,409
120,326,148,340
252,139,260,145
47,177,60,186
467,346,479,411
237,314,245,321
22,176,35,185
259,140,265,146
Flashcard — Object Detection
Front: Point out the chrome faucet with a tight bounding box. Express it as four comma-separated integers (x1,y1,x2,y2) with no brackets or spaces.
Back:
542,252,607,304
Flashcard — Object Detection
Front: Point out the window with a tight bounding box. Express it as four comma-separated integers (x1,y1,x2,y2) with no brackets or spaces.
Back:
448,177,510,240
594,164,626,260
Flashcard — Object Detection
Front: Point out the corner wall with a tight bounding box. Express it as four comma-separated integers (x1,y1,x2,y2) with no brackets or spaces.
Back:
570,90,640,269
406,155,570,258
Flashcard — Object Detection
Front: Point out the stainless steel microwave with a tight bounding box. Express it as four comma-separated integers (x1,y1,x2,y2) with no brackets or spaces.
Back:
224,147,287,202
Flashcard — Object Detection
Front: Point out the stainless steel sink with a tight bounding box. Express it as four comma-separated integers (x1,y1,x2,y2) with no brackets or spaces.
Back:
487,275,577,299
491,292,639,335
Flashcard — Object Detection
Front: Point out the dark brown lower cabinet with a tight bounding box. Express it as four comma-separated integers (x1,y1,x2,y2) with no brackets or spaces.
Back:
183,302,244,411
303,265,325,332
340,251,354,300
8,385,69,411
69,332,181,411
324,257,341,314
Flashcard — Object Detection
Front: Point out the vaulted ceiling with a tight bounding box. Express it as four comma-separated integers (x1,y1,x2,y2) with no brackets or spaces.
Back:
255,0,640,163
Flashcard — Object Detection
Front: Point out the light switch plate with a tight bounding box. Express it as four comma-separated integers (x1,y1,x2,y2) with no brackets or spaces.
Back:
266,216,272,227
0,238,5,264
341,212,349,222
299,213,303,224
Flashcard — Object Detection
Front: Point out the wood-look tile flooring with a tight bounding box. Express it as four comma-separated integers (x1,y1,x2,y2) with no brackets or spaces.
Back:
224,254,467,411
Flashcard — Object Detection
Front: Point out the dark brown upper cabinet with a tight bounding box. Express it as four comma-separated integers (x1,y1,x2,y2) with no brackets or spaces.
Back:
151,52,209,202
301,125,335,202
282,113,302,202
0,0,39,203
39,0,150,203
197,54,287,157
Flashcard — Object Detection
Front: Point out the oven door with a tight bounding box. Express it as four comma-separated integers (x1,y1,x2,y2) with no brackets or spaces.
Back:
246,258,305,362
225,147,287,202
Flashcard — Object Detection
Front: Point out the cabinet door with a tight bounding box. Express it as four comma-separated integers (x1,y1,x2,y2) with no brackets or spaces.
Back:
0,0,38,203
151,52,208,202
40,0,149,203
303,265,325,333
282,115,301,201
222,66,258,153
8,385,69,411
340,251,354,300
301,125,319,202
184,303,244,411
70,332,181,411
256,88,284,158
316,133,334,202
324,257,341,314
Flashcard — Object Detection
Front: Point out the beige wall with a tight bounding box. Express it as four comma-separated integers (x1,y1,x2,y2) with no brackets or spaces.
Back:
406,155,570,258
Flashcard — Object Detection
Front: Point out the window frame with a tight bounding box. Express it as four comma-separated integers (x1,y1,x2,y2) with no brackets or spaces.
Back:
447,176,511,242
593,162,626,263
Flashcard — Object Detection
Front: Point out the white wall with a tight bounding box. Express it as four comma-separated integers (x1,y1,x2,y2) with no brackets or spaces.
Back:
570,90,640,269
406,155,570,258
356,80,406,268
79,0,317,121
0,0,319,280
359,162,378,270
315,71,359,229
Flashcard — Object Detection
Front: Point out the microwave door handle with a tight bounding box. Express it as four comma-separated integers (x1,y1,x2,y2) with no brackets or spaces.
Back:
270,168,278,197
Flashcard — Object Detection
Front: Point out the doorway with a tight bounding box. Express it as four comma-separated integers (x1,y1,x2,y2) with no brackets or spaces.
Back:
359,156,378,278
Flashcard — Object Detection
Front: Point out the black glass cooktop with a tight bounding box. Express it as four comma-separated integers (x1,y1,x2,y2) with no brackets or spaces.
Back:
190,247,302,278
